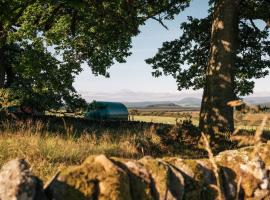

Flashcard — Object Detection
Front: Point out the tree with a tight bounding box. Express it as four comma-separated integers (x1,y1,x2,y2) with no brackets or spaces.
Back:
0,0,190,111
2,41,86,111
146,0,270,134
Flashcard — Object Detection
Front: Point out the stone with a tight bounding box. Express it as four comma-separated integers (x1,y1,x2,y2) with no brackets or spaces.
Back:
253,189,269,199
0,159,46,200
239,155,270,198
139,156,185,200
44,143,270,199
45,155,132,200
120,160,153,200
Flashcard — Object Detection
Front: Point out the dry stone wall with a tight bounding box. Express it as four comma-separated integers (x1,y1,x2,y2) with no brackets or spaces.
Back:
2,143,270,200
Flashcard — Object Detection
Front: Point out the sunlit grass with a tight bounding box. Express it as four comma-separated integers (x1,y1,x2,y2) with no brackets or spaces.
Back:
0,111,268,182
0,119,169,181
132,113,270,130
132,115,199,125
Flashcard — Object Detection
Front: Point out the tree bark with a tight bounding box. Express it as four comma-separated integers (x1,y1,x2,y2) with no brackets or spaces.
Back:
199,0,239,135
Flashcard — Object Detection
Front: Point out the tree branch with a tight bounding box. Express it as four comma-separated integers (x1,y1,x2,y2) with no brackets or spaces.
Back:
240,0,270,24
249,19,260,31
151,16,168,30
10,0,36,25
140,1,189,22
43,4,64,31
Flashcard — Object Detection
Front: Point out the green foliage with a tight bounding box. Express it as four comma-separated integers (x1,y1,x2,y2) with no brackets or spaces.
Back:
2,0,191,76
1,40,86,111
146,11,270,96
0,88,21,109
0,0,191,111
0,0,189,110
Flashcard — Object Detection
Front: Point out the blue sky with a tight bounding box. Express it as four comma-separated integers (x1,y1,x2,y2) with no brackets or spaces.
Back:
74,0,270,102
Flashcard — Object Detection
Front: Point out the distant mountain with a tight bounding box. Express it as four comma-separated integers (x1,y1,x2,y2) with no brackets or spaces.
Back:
244,96,270,105
146,103,182,108
80,90,202,103
176,97,201,107
124,96,270,108
123,101,174,108
81,90,270,108
124,97,201,108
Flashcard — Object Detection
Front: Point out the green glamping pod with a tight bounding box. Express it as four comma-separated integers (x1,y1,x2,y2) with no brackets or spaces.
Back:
85,101,128,121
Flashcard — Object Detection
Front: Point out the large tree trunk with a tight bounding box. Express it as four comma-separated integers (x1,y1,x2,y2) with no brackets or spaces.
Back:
199,0,239,135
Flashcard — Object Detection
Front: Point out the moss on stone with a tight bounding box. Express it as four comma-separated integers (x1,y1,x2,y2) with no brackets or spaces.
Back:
111,158,154,200
139,156,170,199
44,143,270,200
139,156,184,200
47,155,132,200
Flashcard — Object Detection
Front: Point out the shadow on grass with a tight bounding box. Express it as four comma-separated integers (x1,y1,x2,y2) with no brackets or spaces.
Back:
0,112,260,159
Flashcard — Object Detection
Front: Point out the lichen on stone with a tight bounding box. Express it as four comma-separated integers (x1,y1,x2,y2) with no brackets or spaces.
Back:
1,142,267,200
46,155,132,200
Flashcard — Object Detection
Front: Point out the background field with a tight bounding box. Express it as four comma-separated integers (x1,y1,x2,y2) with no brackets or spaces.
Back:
129,108,270,130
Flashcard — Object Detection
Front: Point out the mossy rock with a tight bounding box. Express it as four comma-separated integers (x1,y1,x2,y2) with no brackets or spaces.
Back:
43,143,270,200
139,156,185,200
162,157,220,200
112,158,154,200
46,155,132,200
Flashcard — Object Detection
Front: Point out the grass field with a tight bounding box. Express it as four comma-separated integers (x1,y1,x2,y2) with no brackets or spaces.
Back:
132,115,199,125
131,112,270,130
0,113,241,181
0,119,159,181
0,111,269,182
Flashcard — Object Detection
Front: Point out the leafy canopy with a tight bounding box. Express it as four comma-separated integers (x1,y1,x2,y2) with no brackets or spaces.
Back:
0,0,191,110
2,0,191,76
146,0,270,97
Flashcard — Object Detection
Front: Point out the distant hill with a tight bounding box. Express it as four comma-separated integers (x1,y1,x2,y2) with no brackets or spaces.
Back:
176,97,201,107
123,101,172,108
244,96,270,105
146,103,182,108
124,97,201,108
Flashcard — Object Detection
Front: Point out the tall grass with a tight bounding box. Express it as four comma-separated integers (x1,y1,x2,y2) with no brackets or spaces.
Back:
0,112,264,182
200,113,269,200
0,118,173,181
201,133,224,200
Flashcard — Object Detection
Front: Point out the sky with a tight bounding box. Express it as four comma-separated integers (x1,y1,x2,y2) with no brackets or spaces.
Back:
73,0,270,102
